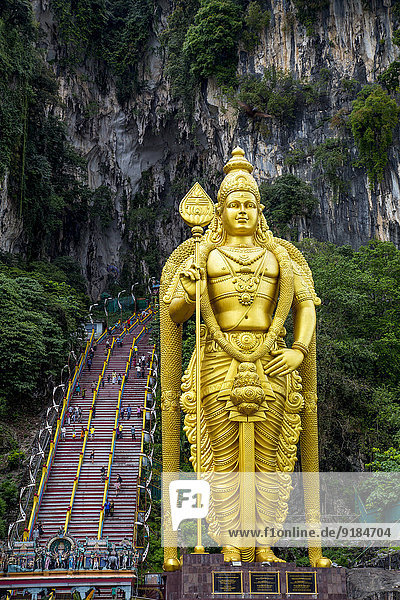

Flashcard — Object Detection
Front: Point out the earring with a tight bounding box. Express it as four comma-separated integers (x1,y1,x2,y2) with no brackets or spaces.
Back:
210,215,225,244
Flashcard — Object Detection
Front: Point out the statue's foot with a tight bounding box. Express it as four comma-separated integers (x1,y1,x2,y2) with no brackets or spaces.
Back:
163,558,181,571
256,547,286,563
222,545,241,562
316,557,332,568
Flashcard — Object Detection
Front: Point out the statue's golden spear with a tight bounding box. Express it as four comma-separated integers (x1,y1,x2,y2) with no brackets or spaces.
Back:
179,183,214,553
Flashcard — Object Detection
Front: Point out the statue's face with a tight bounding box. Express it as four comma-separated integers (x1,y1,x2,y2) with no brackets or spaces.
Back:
221,191,258,236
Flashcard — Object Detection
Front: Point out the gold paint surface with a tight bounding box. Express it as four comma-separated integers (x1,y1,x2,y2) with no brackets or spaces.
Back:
160,147,328,569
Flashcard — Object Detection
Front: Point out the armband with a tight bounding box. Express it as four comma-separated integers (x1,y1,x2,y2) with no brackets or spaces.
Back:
184,292,195,305
292,341,309,357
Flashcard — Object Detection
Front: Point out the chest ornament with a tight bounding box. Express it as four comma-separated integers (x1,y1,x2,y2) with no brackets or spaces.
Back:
217,247,267,306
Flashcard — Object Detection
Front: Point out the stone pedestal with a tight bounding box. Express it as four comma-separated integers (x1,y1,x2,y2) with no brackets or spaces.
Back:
165,554,348,600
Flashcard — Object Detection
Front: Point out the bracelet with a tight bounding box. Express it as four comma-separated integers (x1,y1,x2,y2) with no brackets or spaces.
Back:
292,341,309,357
184,292,195,305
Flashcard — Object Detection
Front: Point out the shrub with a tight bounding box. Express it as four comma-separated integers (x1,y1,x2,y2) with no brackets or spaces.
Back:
378,60,400,93
51,0,154,100
183,0,243,85
292,0,329,35
349,84,399,187
237,67,306,122
366,447,400,472
160,0,199,111
313,138,350,200
7,450,25,470
260,174,318,237
393,29,400,46
284,148,307,167
241,1,270,51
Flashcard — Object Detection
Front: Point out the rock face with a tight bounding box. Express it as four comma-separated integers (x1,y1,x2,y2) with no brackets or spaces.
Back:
3,0,400,297
347,567,400,599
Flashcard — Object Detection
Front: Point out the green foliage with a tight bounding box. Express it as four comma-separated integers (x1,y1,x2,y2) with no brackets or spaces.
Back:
183,0,243,85
259,174,318,238
284,148,307,167
0,256,87,414
0,478,18,538
241,1,270,52
33,256,87,294
0,0,37,182
366,447,400,472
160,0,199,112
89,185,114,227
146,499,163,571
7,449,26,470
299,239,400,470
237,67,321,123
51,0,155,102
340,77,359,94
0,0,114,258
322,548,362,567
292,0,329,35
125,170,160,279
313,138,350,200
361,448,400,511
378,60,400,92
349,84,399,187
23,108,90,256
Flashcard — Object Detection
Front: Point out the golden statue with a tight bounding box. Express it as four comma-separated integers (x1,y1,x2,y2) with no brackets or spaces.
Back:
160,147,331,571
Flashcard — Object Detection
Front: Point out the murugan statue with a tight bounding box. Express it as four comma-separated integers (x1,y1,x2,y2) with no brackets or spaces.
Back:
160,148,331,570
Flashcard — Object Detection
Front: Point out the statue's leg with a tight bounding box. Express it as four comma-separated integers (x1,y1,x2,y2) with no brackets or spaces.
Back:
254,380,287,562
201,352,241,560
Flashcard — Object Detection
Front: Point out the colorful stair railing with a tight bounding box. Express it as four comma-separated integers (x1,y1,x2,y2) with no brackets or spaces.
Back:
64,338,115,533
134,344,157,560
23,330,95,541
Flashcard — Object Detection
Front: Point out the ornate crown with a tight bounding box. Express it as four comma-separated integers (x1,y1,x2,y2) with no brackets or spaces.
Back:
216,147,261,212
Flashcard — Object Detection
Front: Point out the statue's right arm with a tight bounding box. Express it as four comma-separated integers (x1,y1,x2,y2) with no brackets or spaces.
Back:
169,287,196,323
168,266,196,323
169,261,206,323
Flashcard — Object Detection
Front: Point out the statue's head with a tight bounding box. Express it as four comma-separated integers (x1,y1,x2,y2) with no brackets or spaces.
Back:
208,147,271,245
216,147,261,215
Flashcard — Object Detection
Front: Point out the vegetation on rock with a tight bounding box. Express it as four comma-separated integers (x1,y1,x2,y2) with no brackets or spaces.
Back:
163,0,270,101
313,138,350,200
236,67,324,123
349,84,399,187
260,174,318,238
241,1,270,52
0,0,116,259
51,0,155,101
160,0,199,111
292,0,329,35
183,0,243,85
378,60,400,93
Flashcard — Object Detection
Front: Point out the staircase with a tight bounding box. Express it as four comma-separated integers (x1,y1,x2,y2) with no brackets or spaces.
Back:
102,333,153,544
34,315,154,547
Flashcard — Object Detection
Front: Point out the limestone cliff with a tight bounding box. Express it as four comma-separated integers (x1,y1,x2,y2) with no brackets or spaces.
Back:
3,0,400,297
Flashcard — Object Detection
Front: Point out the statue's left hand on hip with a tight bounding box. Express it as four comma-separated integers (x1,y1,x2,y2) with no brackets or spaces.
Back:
264,348,304,377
